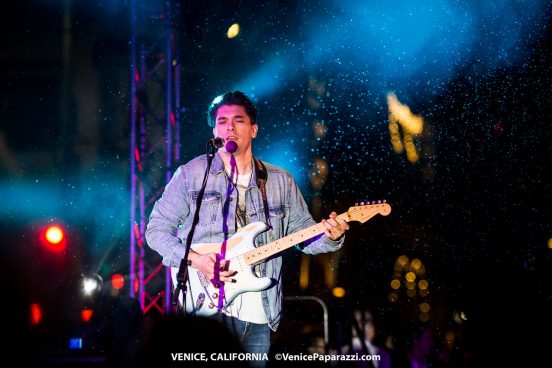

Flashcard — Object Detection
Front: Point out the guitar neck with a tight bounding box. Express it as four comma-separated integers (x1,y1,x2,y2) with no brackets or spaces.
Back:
243,213,350,266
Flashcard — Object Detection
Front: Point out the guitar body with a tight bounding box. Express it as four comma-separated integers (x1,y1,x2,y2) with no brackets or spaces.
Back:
171,221,272,317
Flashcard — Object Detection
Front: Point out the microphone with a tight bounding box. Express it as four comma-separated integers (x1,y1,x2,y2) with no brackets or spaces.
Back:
207,137,225,148
226,140,238,153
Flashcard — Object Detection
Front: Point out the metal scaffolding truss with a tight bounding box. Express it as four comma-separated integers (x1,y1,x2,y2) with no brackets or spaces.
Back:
129,0,181,315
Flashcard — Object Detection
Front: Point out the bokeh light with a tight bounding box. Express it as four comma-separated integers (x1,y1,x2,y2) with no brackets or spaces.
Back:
227,23,240,39
39,224,67,252
30,303,42,325
332,286,346,298
111,274,125,290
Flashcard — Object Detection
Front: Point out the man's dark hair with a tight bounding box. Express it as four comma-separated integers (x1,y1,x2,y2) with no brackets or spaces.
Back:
207,90,257,128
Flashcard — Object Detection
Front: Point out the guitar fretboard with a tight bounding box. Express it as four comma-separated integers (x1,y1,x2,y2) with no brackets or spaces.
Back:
242,203,390,265
243,213,350,265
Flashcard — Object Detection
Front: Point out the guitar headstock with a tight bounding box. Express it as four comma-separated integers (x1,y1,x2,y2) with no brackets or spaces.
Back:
346,200,391,223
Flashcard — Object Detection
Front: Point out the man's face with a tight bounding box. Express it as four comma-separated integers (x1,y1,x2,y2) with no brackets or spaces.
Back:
213,104,258,155
353,310,376,341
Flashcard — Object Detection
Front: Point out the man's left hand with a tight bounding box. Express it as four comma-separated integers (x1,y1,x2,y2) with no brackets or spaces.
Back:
322,211,350,241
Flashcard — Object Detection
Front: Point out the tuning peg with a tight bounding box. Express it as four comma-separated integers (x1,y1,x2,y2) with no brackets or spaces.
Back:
360,201,364,205
371,201,375,204
355,202,358,206
377,200,381,204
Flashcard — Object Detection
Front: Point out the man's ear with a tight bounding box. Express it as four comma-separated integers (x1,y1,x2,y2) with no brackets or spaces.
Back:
252,124,259,138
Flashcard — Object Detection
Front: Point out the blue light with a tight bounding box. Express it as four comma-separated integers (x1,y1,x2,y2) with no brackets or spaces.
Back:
232,0,546,103
68,338,83,349
231,56,297,101
257,140,307,190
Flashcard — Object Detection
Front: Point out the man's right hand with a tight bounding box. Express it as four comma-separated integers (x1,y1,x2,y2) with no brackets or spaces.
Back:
187,251,236,286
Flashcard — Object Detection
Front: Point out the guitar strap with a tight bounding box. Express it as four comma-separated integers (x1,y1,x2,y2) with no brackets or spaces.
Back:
253,157,272,231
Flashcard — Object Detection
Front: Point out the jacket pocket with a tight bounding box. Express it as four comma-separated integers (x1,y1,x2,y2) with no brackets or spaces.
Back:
190,191,221,226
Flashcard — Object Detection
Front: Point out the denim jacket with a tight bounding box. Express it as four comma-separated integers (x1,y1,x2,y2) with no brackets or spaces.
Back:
145,153,344,331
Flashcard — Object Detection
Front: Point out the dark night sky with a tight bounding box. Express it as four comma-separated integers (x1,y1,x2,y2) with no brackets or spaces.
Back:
1,0,551,365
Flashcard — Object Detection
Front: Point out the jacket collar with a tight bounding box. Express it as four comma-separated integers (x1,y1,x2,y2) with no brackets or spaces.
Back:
210,153,225,175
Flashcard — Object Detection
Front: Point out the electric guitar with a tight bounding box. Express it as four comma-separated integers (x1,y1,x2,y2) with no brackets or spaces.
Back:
171,201,391,316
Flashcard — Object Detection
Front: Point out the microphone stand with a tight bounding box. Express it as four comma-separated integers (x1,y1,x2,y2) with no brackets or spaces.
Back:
171,141,218,316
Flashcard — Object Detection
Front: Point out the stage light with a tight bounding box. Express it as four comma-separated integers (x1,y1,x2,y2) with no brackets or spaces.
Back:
38,224,67,253
30,303,42,325
81,309,94,322
82,274,103,296
46,226,63,243
40,224,67,252
68,338,83,349
332,287,346,298
111,274,125,290
227,23,240,38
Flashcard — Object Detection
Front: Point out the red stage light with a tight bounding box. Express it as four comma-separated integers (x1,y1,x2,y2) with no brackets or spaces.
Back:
81,309,94,322
40,224,67,252
30,303,42,325
46,226,64,244
111,274,125,290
